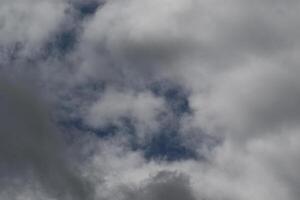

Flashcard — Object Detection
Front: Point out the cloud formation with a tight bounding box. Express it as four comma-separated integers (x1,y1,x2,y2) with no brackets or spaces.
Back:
1,0,300,200
85,88,166,139
0,79,93,200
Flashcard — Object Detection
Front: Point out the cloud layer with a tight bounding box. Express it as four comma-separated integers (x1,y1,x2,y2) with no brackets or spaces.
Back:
1,0,300,199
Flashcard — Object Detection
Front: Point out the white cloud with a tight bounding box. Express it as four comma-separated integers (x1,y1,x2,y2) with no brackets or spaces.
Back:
86,88,166,139
0,0,68,56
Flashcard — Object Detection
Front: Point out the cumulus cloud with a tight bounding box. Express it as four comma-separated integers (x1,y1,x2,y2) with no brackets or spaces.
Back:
0,0,68,56
2,0,300,200
122,171,196,200
85,88,166,139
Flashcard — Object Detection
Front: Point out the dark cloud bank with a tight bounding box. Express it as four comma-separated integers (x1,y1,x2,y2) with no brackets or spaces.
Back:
1,0,300,200
0,79,93,200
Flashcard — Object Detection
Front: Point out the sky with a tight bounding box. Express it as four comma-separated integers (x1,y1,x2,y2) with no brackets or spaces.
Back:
1,0,300,199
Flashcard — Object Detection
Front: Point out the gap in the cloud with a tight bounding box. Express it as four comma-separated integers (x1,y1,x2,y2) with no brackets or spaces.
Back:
137,81,198,161
57,80,208,162
59,115,200,162
150,80,192,116
73,1,103,17
0,1,104,64
59,118,119,138
45,29,78,58
41,1,104,60
141,132,199,162
58,115,136,140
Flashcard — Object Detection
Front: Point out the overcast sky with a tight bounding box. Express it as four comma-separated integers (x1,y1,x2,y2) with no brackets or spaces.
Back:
1,0,300,199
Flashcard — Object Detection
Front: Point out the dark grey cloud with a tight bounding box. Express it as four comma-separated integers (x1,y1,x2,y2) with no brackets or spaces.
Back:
120,171,196,200
0,80,93,200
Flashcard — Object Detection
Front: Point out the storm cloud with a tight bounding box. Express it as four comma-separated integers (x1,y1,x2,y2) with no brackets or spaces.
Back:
0,79,93,200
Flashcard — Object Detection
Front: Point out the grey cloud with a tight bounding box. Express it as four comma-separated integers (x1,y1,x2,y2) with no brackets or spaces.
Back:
121,171,196,200
0,0,69,56
74,0,300,87
2,0,300,200
0,80,93,200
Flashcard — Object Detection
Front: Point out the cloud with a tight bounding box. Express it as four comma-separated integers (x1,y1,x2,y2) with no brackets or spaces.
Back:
2,0,300,200
72,0,300,88
0,0,68,56
0,80,93,200
121,171,196,200
85,88,166,140
75,1,300,199
189,61,300,141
